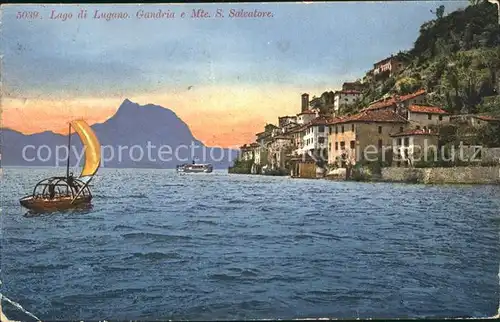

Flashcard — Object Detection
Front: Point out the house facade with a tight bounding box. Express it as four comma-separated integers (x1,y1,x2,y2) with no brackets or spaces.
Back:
239,144,255,161
450,114,500,128
372,55,406,79
391,129,439,167
365,89,427,114
407,105,450,128
328,109,408,166
333,90,362,114
268,136,294,170
301,117,330,161
296,109,318,125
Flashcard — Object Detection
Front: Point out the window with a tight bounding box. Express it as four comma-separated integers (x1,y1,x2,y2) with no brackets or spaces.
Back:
318,137,325,144
318,125,324,132
399,126,404,132
340,141,345,149
341,125,344,133
474,146,482,160
378,126,382,134
335,126,338,134
439,115,443,121
350,140,355,149
351,124,355,132
397,138,402,145
416,125,420,130
378,139,383,149
335,142,338,151
404,137,410,147
428,114,432,120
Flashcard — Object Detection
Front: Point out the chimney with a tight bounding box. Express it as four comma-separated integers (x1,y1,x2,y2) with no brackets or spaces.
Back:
301,93,309,112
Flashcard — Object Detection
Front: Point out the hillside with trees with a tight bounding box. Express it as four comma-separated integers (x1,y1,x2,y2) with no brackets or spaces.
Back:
346,0,500,116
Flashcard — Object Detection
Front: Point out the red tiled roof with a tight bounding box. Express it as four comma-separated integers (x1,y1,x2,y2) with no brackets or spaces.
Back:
309,116,332,126
329,109,407,124
408,105,448,115
390,129,439,137
365,89,427,111
476,115,500,122
289,124,307,133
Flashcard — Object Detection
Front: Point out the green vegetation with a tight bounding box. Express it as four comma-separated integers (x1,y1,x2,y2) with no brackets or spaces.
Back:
318,1,500,118
228,158,254,174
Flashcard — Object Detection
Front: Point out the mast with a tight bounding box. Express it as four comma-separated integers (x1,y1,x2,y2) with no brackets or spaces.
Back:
66,123,71,179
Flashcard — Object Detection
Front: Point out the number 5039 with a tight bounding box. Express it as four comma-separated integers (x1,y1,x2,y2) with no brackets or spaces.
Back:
17,11,40,19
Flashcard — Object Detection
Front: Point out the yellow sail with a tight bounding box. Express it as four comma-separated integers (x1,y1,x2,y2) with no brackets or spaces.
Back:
70,120,101,177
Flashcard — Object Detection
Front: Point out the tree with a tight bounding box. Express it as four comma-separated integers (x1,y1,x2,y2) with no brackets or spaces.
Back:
476,122,500,147
431,5,445,20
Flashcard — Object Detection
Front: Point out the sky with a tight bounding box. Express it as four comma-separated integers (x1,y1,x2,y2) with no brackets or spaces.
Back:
1,1,469,147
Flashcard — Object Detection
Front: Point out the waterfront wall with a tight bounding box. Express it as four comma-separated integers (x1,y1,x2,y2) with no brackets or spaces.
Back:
381,166,500,184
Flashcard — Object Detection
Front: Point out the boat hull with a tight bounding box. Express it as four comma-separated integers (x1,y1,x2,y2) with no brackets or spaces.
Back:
176,164,213,173
19,195,92,213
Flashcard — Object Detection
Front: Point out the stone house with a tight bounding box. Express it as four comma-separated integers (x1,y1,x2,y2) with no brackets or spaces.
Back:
268,136,294,170
450,114,500,128
300,117,331,161
327,109,408,166
289,153,317,178
342,81,365,92
239,144,255,161
364,89,427,113
333,90,362,114
390,129,439,167
405,105,450,129
372,55,406,80
296,109,318,125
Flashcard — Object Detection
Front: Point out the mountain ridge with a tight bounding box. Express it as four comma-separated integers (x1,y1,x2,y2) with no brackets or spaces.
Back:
1,99,238,169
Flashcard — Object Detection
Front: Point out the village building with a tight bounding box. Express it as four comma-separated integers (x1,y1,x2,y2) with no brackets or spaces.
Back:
239,144,255,161
268,136,294,170
390,129,439,167
278,115,297,128
328,109,408,166
253,143,268,167
364,89,427,113
333,90,362,114
450,114,500,128
300,117,331,162
406,105,450,128
296,109,318,125
289,154,318,178
372,55,406,80
301,93,310,112
342,81,365,92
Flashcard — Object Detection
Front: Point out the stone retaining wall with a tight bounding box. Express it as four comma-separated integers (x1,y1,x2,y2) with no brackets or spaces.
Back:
381,166,500,184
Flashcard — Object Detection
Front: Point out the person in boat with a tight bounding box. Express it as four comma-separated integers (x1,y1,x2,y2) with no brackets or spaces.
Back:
67,172,79,194
48,184,56,199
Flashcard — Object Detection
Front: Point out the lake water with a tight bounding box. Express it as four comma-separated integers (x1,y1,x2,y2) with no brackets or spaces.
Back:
1,167,499,320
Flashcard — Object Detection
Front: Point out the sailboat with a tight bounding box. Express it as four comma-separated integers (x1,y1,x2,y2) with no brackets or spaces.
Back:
19,120,101,212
